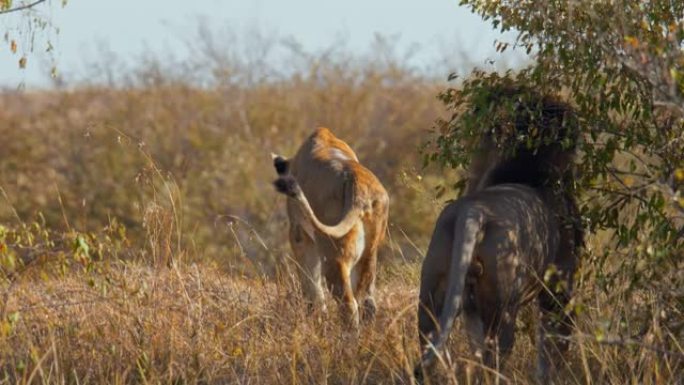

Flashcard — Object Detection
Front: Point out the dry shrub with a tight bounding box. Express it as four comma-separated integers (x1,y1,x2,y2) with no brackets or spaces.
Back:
0,49,448,273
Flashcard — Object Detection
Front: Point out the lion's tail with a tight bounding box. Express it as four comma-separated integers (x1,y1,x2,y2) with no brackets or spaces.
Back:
273,174,361,239
421,206,484,367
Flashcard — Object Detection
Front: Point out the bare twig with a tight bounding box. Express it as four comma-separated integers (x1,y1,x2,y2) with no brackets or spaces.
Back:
653,100,684,118
553,332,684,359
0,0,48,15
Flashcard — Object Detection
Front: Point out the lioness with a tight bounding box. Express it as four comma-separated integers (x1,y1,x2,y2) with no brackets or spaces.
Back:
272,127,389,327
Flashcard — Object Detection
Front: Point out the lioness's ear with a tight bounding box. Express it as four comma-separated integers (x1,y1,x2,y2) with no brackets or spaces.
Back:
271,153,290,175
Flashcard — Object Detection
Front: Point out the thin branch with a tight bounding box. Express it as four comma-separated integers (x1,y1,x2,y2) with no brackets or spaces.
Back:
653,100,684,118
553,332,684,359
607,168,651,178
589,186,649,206
0,0,48,15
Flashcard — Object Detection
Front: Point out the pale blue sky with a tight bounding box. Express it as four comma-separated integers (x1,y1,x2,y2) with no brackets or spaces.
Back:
0,0,523,88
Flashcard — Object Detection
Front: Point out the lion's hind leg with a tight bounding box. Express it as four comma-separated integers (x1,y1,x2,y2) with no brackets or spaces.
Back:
414,273,447,383
536,273,573,383
470,304,517,385
462,297,486,384
536,227,577,382
461,284,489,382
417,274,447,350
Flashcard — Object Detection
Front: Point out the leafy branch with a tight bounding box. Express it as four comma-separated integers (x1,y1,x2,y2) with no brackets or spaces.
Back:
0,0,48,15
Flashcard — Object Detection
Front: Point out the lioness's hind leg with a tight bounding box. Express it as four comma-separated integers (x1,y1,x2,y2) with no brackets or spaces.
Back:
353,222,384,322
289,225,326,313
327,258,360,329
352,260,377,322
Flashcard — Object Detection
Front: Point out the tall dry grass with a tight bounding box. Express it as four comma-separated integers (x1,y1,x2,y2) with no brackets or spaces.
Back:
0,32,681,384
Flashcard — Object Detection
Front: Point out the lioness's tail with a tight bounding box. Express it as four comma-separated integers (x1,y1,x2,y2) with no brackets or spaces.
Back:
420,206,484,368
273,171,361,239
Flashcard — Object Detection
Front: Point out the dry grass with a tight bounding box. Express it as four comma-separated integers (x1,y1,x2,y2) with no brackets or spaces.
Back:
1,255,680,385
0,37,681,384
1,262,421,384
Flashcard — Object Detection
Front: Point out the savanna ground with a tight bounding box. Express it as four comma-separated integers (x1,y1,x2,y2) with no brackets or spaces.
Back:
0,36,681,384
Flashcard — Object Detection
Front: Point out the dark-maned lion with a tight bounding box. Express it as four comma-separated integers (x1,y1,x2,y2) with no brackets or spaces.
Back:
415,184,560,382
416,86,583,383
272,127,389,328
